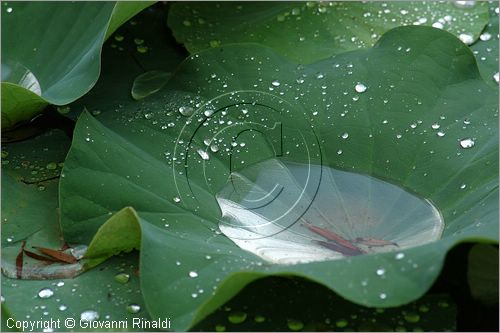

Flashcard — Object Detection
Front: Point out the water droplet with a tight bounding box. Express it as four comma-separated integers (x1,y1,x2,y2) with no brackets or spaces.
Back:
136,45,148,53
188,271,198,278
173,197,181,203
436,131,445,137
493,72,499,84
191,293,198,298
254,315,266,323
38,185,46,191
6,7,13,13
341,132,349,139
134,38,144,45
215,324,226,332
355,83,367,93
459,33,474,45
418,305,430,313
210,144,219,153
376,268,385,276
454,0,476,8
337,149,343,155
336,319,348,328
459,138,475,149
58,305,67,311
432,22,444,29
197,149,210,160
431,123,440,129
205,255,212,260
114,273,130,284
287,319,304,331
85,137,91,142
38,288,54,299
126,304,141,314
460,184,467,189
228,311,247,324
204,109,214,117
144,113,153,120
114,34,124,42
271,80,280,87
80,310,99,322
480,32,492,41
179,106,195,116
183,20,191,27
404,312,420,323
56,281,65,287
379,293,387,299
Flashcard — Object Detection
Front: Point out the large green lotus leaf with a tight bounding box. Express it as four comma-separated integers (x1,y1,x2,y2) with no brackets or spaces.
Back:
0,1,152,130
471,2,499,87
168,1,489,64
60,26,498,330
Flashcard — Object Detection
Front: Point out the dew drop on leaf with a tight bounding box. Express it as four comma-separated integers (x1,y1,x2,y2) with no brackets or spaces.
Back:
80,310,99,322
228,311,247,324
287,319,304,331
38,288,54,299
179,106,195,117
493,72,499,84
254,315,266,323
126,304,141,314
459,138,475,149
188,271,198,278
376,268,386,276
459,33,474,45
173,197,181,203
355,83,367,93
404,312,421,323
197,149,210,160
114,273,130,284
395,252,405,260
336,319,348,328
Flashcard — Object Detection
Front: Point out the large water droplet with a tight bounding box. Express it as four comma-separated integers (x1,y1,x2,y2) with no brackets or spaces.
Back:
188,271,198,278
80,310,99,322
459,138,475,149
453,0,476,8
459,33,474,45
404,312,421,323
287,319,304,331
114,273,130,284
341,132,349,139
179,106,195,117
336,319,348,328
480,32,492,41
38,288,54,299
376,268,385,276
228,311,247,324
197,149,210,160
395,252,405,260
126,304,141,314
271,80,280,87
355,83,367,93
